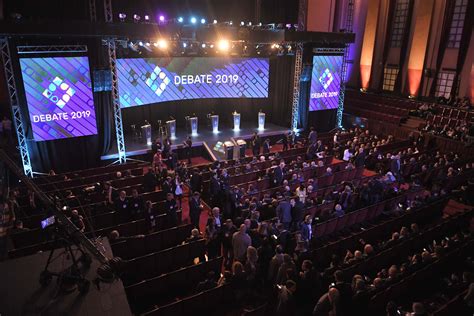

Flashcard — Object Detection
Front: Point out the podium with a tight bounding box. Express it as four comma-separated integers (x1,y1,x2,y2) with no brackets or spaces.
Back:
141,124,152,146
224,141,235,160
258,112,265,130
236,139,246,158
166,120,176,140
189,117,198,136
211,115,219,133
233,112,241,131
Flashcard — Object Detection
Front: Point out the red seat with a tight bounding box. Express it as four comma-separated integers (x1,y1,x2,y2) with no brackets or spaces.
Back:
323,217,338,235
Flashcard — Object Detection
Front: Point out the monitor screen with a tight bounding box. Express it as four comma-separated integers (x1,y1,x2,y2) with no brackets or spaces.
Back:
116,57,270,108
19,56,98,141
309,55,343,111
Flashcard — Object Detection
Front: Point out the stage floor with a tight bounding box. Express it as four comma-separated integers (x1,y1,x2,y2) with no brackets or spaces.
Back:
101,122,290,160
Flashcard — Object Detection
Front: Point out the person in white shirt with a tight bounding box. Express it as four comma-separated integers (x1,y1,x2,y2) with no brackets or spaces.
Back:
343,148,353,161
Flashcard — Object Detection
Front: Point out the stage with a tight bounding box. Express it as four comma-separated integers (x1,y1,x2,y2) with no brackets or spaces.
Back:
101,122,290,161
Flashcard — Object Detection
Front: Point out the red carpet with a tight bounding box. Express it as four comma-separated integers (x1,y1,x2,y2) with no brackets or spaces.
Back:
180,156,212,167
443,199,472,217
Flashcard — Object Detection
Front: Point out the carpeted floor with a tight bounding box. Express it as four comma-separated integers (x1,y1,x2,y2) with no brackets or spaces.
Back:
180,185,210,233
443,199,473,217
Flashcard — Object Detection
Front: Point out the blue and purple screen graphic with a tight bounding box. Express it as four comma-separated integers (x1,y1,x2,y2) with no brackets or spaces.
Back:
19,56,97,141
116,57,269,108
309,55,343,111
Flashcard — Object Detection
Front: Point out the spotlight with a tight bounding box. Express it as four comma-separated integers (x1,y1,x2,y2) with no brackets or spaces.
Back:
201,43,206,48
178,17,184,23
128,42,139,52
213,19,217,24
201,18,206,24
248,22,252,26
229,21,233,25
118,13,126,22
183,42,187,48
159,15,165,22
133,14,141,23
240,21,245,26
144,15,150,22
157,39,168,50
217,39,230,52
138,41,144,46
190,17,197,24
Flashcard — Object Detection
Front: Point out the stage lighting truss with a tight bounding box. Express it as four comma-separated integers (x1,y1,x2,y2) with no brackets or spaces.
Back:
17,45,88,54
0,38,34,177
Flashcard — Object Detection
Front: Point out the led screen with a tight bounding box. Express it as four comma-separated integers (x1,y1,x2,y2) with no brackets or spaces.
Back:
309,55,343,111
116,57,269,108
19,56,97,141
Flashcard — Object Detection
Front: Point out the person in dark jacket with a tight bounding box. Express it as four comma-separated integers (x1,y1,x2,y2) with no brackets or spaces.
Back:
164,193,178,228
142,167,158,192
189,192,203,230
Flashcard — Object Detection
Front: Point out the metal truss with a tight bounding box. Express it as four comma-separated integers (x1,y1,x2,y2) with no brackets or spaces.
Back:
105,38,127,163
337,0,355,128
291,43,303,131
89,0,97,22
297,0,308,31
17,45,88,54
104,0,113,23
0,38,33,177
255,0,262,24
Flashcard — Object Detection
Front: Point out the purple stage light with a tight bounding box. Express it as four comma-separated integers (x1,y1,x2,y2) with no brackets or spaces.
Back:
159,15,165,22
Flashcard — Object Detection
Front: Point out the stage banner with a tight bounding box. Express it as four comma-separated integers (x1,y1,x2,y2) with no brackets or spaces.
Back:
309,55,343,111
116,57,269,108
19,56,98,141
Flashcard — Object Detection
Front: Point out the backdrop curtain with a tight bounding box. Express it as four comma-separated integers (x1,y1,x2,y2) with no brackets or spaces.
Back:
429,0,456,97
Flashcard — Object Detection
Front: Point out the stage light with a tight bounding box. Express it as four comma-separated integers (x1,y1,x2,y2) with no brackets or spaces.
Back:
144,15,150,22
248,22,252,26
217,39,230,52
118,13,126,22
133,14,141,23
229,21,233,25
183,42,187,48
201,18,206,24
157,39,168,50
178,17,184,23
240,21,245,26
213,19,217,24
159,15,165,22
190,17,197,24
138,41,144,46
271,43,280,49
210,44,214,48
201,43,206,48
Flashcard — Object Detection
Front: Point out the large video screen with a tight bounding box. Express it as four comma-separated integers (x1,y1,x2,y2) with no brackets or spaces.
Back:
19,56,97,141
309,55,343,111
116,57,269,108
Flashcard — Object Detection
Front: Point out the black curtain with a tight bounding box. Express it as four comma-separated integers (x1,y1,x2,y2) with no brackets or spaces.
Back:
13,38,113,173
377,0,397,91
450,0,474,98
429,0,456,96
307,109,337,132
297,64,312,130
394,0,415,93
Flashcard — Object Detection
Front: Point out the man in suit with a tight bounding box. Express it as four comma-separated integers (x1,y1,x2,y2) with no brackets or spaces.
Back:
291,198,305,231
300,215,313,245
114,190,130,221
183,136,193,164
161,176,175,195
210,173,221,207
229,186,242,219
142,167,158,192
276,198,292,230
308,126,317,144
189,168,203,193
263,138,271,154
251,132,261,156
315,140,324,153
189,192,203,229
390,154,401,180
273,162,285,187
354,147,366,168
164,193,178,227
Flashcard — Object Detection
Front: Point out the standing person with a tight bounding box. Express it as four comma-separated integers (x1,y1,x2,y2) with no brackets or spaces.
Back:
263,138,271,154
232,224,252,263
129,189,144,220
2,116,13,145
189,168,203,194
189,192,203,230
308,126,317,144
114,191,129,220
174,175,184,209
152,149,163,171
276,198,292,230
144,200,157,233
143,167,158,192
0,200,15,261
183,136,193,164
222,219,237,269
251,132,261,156
164,193,178,228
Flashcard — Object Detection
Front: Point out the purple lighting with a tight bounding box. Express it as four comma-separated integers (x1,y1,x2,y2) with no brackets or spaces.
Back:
159,15,165,22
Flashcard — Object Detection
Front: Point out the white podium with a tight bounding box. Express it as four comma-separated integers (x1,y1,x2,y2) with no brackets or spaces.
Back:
258,112,265,131
166,119,176,140
233,112,241,131
190,117,198,136
141,124,152,146
211,115,219,133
